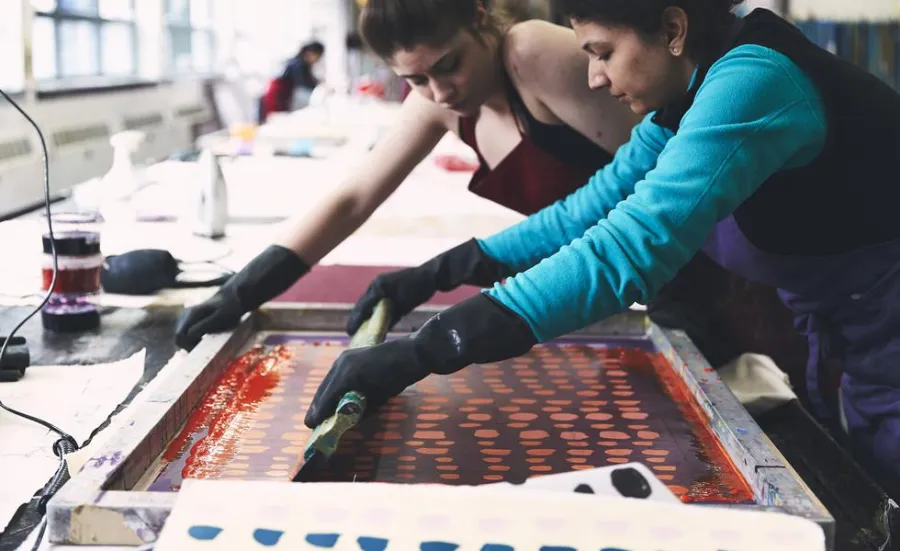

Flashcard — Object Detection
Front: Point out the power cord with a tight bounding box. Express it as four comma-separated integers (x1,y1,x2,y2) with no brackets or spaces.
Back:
0,87,79,550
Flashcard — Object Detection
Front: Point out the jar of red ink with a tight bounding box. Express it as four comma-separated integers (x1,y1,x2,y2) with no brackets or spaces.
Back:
40,212,103,332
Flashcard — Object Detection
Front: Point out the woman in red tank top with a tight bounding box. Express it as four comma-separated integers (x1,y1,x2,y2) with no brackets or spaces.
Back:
175,0,641,350
334,0,802,386
178,0,779,392
352,0,642,217
178,0,781,375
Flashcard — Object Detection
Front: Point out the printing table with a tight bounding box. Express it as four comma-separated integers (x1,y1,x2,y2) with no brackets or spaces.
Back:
0,103,897,550
0,303,896,551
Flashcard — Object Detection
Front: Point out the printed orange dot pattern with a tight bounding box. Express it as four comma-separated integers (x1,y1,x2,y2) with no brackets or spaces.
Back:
152,339,754,504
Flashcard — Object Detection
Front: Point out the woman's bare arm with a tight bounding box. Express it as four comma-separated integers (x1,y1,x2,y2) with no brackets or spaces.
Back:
276,92,451,264
504,20,643,154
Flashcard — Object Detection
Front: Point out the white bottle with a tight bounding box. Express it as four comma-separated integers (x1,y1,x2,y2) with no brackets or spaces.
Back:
94,130,145,223
191,150,228,238
105,130,145,197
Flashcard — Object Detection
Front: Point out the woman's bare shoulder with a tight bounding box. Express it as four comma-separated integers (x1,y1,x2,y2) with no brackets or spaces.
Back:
503,20,642,151
503,20,583,90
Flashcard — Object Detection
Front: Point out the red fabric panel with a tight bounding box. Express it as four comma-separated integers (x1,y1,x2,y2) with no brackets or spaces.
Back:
272,264,481,305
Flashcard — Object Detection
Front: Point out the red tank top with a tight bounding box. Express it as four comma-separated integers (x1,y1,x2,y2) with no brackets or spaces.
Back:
458,74,614,215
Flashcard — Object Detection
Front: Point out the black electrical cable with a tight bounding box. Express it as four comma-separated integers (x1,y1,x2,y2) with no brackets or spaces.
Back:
26,436,76,550
0,87,79,551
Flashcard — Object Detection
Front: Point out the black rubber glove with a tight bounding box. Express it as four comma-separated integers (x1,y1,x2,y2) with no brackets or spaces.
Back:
174,245,309,351
346,238,512,335
305,293,537,428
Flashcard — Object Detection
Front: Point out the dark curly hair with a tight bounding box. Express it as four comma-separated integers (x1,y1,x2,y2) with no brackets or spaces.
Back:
359,0,533,59
557,0,746,62
298,41,325,58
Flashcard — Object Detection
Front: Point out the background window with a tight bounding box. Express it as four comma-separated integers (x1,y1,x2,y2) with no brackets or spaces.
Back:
0,2,27,92
101,21,136,76
165,0,216,73
58,19,100,78
99,0,133,19
31,0,137,82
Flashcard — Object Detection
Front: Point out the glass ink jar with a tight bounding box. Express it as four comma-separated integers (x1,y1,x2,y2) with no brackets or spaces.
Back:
40,212,103,332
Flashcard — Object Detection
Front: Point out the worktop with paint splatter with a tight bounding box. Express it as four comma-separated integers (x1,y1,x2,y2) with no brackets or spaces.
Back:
147,335,753,504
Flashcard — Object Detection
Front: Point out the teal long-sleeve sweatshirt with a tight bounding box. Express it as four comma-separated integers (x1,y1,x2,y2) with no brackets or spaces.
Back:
478,44,828,342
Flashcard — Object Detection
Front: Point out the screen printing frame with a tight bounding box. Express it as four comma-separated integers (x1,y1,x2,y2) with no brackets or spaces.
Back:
46,303,835,547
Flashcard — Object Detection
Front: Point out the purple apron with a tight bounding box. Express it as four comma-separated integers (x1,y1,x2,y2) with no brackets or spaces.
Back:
703,216,900,475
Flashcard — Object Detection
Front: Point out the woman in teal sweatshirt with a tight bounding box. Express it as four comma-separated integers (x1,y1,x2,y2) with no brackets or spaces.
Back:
307,0,900,477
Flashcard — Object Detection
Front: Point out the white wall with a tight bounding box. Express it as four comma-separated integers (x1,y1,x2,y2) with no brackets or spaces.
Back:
0,82,210,218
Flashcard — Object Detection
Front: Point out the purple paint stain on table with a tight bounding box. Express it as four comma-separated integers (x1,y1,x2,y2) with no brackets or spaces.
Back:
88,451,123,469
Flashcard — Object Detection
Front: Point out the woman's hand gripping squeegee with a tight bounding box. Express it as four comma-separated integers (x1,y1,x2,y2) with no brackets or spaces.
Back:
293,298,391,481
295,289,541,481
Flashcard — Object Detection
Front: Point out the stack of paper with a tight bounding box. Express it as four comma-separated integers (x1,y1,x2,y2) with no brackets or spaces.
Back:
0,351,146,534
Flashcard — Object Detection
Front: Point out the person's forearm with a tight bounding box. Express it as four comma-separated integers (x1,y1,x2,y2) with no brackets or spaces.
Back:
276,186,374,265
273,92,450,266
273,134,428,264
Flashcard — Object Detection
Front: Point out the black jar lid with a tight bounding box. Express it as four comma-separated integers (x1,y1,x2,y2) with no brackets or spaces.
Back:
42,232,101,256
41,308,101,333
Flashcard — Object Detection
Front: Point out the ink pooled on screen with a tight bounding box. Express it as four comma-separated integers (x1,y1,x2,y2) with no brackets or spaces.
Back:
150,335,753,503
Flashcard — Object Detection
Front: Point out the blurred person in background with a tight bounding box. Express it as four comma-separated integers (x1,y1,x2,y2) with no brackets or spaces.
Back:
258,40,325,122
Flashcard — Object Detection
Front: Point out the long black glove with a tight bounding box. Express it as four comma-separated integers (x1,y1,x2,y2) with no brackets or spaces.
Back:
305,293,536,428
174,245,309,351
346,238,512,335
